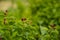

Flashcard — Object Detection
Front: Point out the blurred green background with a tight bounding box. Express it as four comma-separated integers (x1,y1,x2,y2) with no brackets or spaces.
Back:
0,0,60,40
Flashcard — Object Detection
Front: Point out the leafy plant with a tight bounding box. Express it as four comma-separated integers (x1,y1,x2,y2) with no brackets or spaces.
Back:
0,0,60,40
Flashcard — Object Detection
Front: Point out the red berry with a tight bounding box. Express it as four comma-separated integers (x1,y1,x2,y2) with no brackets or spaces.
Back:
4,10,8,16
4,13,7,15
4,18,6,24
21,18,26,21
0,38,2,40
0,36,2,40
5,10,8,13
50,24,56,29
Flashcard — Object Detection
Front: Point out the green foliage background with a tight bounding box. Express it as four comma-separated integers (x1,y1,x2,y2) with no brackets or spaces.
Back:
0,0,60,40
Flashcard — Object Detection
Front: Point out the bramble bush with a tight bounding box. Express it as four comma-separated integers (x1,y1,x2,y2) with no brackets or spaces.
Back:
0,0,60,40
